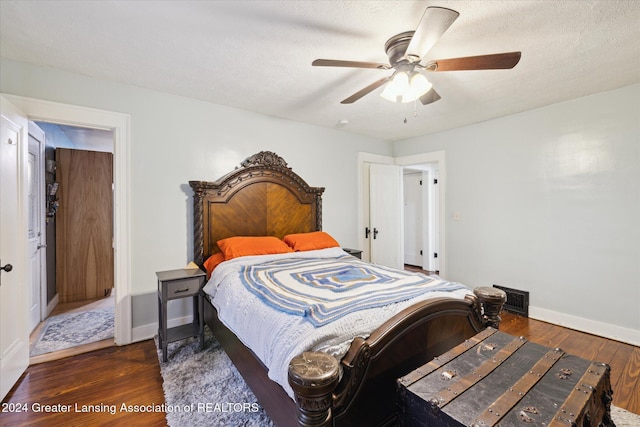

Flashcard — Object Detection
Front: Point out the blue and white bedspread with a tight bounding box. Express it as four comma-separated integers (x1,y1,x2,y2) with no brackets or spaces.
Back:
239,256,464,327
203,248,472,398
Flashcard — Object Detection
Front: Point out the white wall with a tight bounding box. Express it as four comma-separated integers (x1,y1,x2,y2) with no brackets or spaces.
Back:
0,58,392,333
393,84,640,344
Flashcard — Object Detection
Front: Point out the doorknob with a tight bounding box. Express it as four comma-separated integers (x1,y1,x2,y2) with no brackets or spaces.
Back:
365,227,370,239
37,244,47,249
373,228,379,239
1,264,13,273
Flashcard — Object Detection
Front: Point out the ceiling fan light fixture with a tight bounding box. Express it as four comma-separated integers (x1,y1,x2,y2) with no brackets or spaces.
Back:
408,72,432,101
380,70,432,103
380,71,408,102
314,6,521,106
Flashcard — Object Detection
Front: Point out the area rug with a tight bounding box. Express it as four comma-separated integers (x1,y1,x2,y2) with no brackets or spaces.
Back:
157,329,273,427
30,306,114,356
158,330,639,427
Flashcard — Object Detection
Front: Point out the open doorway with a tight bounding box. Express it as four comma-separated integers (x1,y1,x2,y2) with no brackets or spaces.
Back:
28,122,115,364
1,94,131,396
358,151,446,277
396,151,447,278
403,163,439,275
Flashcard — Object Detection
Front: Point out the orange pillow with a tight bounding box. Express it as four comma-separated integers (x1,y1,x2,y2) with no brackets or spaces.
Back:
203,252,225,279
283,231,340,252
217,236,293,260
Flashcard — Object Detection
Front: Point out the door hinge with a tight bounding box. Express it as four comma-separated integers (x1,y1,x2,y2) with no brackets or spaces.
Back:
434,252,438,258
419,179,423,185
420,250,423,255
433,178,438,184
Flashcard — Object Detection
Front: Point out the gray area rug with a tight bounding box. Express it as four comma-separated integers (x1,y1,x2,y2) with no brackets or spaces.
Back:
158,329,639,427
30,306,114,356
612,406,640,427
157,329,274,427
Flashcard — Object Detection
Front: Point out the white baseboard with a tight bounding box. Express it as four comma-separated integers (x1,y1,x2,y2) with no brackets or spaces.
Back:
529,306,640,347
131,315,194,343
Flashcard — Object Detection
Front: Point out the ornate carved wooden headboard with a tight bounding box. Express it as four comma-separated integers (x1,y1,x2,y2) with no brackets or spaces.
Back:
189,151,325,266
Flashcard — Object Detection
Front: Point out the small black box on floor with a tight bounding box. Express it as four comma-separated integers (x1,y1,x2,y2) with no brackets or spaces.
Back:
397,327,614,427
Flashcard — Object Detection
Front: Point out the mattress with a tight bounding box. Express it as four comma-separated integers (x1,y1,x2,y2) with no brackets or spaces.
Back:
203,247,472,398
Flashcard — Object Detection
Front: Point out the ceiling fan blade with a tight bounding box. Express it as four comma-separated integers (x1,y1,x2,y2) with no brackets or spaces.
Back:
405,7,459,61
419,88,441,105
341,77,391,104
312,59,390,70
428,52,522,71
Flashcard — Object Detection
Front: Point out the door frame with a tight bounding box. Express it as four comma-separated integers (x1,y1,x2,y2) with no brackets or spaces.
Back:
27,121,47,330
3,94,132,345
359,151,447,278
395,151,446,278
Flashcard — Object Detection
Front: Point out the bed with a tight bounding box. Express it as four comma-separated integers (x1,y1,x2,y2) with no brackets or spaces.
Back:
189,151,506,427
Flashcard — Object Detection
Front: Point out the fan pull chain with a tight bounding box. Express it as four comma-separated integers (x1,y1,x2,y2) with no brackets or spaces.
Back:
404,100,419,124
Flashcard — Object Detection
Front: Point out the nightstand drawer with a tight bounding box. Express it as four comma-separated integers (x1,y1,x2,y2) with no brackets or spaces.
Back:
163,277,202,300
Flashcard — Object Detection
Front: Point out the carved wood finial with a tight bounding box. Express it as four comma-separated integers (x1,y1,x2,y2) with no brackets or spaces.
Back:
474,286,507,329
240,151,290,169
288,351,340,427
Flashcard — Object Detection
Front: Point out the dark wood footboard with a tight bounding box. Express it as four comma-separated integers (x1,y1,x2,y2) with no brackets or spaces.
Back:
287,287,505,427
204,287,505,427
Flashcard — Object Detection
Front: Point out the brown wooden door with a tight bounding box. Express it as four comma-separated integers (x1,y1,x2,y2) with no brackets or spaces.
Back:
56,148,113,302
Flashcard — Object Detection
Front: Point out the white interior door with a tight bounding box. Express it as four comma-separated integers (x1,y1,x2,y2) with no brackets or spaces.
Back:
28,122,46,332
1,96,29,400
369,163,403,269
403,172,423,267
421,170,431,271
432,168,440,272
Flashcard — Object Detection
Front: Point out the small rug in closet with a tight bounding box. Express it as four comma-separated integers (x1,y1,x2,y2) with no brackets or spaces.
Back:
157,329,639,427
30,306,114,356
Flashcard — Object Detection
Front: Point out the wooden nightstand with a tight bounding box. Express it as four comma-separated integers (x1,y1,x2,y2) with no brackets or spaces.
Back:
342,248,362,259
156,268,206,362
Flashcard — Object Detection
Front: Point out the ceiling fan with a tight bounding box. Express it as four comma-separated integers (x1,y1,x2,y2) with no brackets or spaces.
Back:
312,6,521,105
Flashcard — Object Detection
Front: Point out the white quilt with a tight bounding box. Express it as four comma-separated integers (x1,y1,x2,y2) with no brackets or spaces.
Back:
239,255,465,326
203,247,472,398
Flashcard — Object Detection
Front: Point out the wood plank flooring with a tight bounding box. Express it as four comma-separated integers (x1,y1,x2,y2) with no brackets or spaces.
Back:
499,311,640,414
2,313,638,426
1,340,166,426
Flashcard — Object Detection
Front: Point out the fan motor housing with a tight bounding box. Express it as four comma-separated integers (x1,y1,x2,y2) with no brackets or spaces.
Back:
385,31,416,65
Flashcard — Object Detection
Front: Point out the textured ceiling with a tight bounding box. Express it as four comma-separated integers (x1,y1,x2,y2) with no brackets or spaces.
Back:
1,1,639,141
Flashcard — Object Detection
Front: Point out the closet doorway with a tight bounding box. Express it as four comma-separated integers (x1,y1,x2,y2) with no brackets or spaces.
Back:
396,151,446,278
403,163,439,274
359,151,447,278
29,122,115,363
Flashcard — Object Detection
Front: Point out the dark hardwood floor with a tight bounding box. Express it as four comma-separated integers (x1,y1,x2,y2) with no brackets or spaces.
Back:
2,314,638,426
1,340,166,426
499,311,640,414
